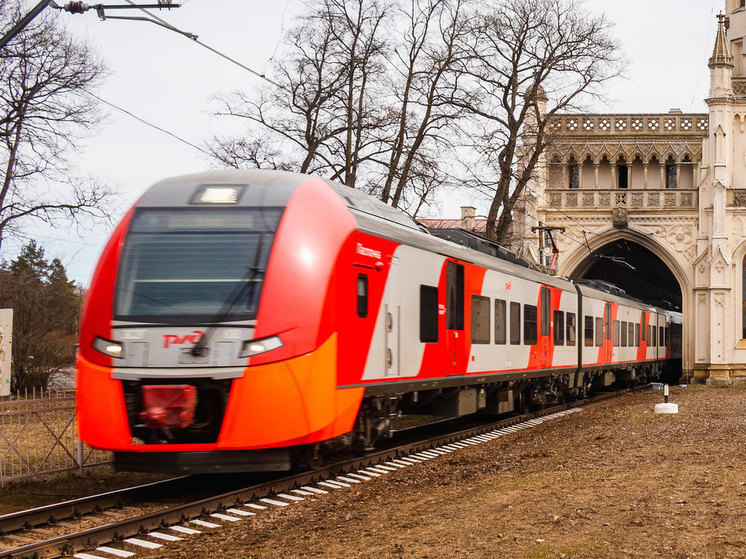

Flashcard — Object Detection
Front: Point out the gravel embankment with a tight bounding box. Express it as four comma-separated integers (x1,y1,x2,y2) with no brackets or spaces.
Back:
136,386,746,558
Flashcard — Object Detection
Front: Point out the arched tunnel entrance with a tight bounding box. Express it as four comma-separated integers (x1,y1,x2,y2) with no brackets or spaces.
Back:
566,237,685,383
569,240,681,312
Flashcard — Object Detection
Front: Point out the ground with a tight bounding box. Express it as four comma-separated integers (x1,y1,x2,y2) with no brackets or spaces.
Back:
140,385,746,558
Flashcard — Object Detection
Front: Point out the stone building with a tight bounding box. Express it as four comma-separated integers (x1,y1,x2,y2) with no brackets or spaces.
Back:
516,2,746,385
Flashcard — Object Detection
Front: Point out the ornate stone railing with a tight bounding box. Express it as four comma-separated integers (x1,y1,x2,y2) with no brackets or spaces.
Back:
549,113,708,137
545,189,698,210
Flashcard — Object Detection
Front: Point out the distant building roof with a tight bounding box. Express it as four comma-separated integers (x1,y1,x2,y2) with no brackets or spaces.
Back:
418,206,487,234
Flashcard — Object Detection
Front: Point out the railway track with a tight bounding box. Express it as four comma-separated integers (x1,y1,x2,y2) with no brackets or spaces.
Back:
0,387,639,559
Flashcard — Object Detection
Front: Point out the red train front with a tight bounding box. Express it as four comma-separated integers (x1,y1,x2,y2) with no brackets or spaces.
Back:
77,169,681,473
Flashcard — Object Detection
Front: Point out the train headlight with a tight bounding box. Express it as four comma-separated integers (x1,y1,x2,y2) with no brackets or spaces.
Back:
240,335,283,358
92,336,124,359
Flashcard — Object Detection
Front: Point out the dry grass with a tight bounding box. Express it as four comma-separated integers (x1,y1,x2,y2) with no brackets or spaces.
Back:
0,392,110,485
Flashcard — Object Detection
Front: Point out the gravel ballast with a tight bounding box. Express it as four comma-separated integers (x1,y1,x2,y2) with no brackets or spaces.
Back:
133,386,746,558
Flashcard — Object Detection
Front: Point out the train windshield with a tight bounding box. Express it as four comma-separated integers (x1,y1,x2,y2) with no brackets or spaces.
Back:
115,207,282,322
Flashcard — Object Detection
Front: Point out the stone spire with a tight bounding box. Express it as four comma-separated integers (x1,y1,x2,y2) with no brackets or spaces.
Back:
709,12,733,69
709,13,734,99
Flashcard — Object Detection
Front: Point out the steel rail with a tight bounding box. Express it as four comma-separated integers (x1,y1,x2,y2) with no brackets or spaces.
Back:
0,477,192,535
0,387,639,559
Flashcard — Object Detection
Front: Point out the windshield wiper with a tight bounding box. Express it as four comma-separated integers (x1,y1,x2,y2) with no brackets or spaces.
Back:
191,234,265,357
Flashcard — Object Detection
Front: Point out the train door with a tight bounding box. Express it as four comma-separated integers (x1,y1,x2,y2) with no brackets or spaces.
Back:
445,261,464,375
540,287,551,368
603,303,613,363
384,257,401,377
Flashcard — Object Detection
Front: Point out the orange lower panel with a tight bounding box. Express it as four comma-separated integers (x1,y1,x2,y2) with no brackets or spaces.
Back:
77,334,364,452
219,333,364,448
76,355,131,450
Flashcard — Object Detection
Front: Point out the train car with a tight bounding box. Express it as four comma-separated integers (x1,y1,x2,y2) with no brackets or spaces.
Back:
76,169,681,473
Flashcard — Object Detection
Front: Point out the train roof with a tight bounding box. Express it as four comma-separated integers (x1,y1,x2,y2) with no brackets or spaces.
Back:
140,169,421,231
138,170,680,315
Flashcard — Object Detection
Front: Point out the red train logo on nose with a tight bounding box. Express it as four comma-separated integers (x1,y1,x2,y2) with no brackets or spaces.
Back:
162,330,204,349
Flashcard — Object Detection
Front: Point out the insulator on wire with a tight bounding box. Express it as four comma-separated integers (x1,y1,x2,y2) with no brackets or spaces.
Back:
63,1,88,13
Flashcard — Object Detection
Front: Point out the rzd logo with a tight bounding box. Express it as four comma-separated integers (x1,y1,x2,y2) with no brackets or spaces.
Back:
162,330,204,349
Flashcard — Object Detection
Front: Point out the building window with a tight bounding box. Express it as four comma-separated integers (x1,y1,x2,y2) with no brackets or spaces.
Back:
666,162,677,188
471,295,491,344
617,163,628,189
569,163,579,189
419,285,439,343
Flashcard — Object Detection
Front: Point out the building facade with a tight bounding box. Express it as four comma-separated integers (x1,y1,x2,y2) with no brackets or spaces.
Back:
517,2,746,384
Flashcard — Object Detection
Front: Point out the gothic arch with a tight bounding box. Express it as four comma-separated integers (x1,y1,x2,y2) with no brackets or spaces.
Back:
560,226,694,377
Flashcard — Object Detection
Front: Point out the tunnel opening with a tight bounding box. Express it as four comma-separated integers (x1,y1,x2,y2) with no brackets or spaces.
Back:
569,239,681,311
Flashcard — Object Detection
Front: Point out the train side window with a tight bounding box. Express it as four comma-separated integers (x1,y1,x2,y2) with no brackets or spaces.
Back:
553,310,565,345
471,295,491,344
640,316,646,342
595,317,603,347
566,312,576,346
629,323,635,347
584,316,594,347
357,274,368,318
524,304,538,345
635,323,640,346
419,285,439,343
495,299,507,345
660,326,666,346
510,302,521,345
613,320,620,347
651,325,657,346
446,262,464,330
621,321,628,346
540,287,551,336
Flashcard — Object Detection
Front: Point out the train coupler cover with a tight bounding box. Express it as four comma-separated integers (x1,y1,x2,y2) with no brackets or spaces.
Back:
139,385,197,430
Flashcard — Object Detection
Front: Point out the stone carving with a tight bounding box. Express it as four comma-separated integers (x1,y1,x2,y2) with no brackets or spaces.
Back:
582,193,594,206
655,224,695,262
733,190,746,208
665,193,676,206
632,193,643,206
599,193,610,206
698,293,706,305
612,207,628,228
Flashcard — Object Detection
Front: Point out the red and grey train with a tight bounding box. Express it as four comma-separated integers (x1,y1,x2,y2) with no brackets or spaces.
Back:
76,169,682,473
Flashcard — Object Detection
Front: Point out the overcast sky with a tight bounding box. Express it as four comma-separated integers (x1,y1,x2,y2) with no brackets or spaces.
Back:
3,0,722,284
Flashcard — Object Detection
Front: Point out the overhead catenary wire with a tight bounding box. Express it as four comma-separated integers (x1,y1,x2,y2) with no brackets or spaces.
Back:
83,88,213,158
119,0,287,91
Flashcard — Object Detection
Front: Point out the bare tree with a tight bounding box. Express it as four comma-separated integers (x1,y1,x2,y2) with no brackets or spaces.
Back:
210,0,389,187
0,0,110,250
456,0,620,243
375,0,469,211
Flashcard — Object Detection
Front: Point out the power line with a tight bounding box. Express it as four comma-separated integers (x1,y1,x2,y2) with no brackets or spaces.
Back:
83,88,213,158
119,0,287,91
